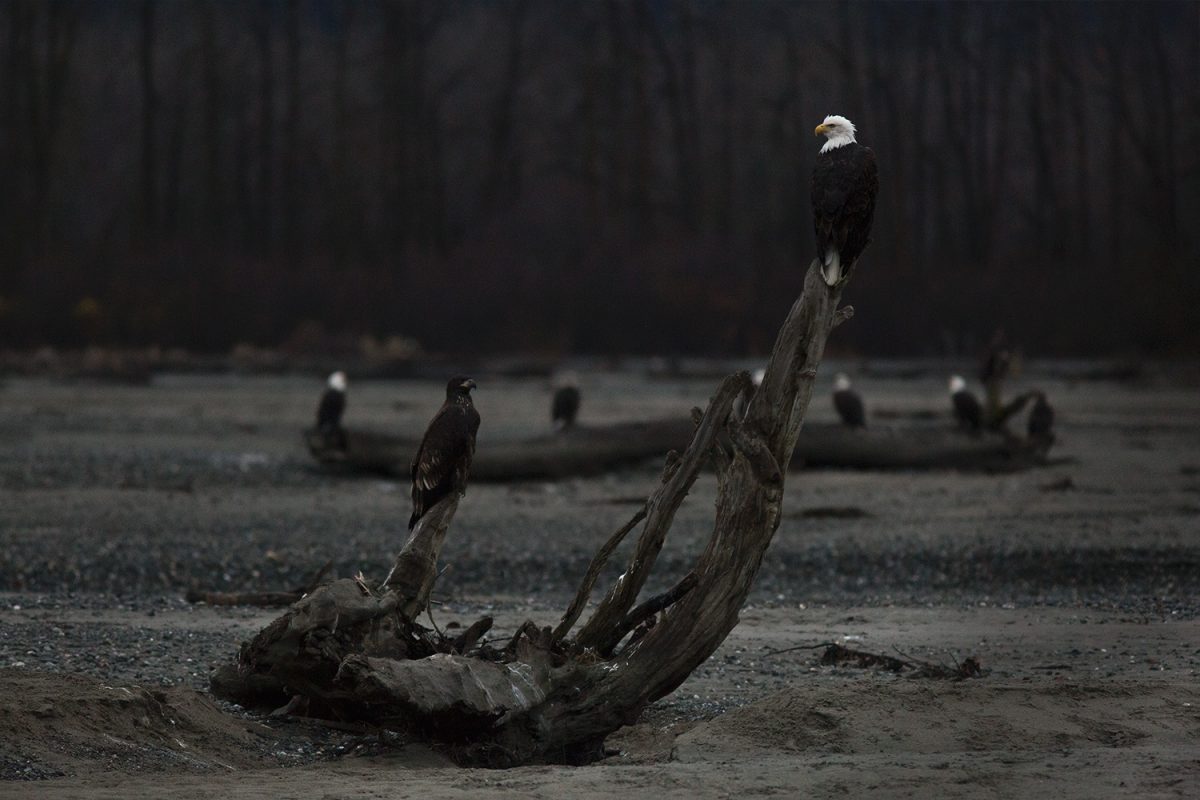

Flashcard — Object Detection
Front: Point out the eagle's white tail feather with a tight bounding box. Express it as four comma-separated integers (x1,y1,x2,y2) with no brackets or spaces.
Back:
821,248,841,286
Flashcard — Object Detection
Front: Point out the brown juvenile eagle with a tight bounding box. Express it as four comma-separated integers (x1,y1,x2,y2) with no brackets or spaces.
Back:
812,115,879,286
409,375,480,529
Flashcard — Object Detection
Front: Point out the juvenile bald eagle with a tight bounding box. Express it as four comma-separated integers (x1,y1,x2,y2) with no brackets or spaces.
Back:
409,376,480,529
949,375,983,433
832,373,866,428
316,371,347,447
812,115,879,286
551,373,581,430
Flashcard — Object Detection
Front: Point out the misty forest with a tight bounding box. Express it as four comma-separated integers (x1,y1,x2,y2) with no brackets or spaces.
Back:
1,0,1197,357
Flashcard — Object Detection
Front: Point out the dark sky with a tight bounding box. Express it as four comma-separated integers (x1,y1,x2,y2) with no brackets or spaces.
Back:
0,1,1196,356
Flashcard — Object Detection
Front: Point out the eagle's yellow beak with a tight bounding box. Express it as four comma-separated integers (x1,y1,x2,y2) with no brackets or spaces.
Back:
814,123,829,136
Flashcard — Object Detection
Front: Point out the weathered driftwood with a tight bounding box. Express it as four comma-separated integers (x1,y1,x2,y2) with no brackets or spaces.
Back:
185,560,333,607
214,257,858,764
308,417,1053,477
793,422,1052,471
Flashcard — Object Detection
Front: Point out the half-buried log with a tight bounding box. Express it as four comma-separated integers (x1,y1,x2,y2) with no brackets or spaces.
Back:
305,419,698,479
306,417,1053,478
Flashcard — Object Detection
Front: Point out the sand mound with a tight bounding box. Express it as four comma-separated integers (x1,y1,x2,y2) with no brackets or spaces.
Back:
672,680,1198,763
0,669,273,780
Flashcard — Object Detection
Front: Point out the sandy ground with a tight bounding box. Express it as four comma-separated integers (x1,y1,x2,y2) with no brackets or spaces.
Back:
2,361,1199,798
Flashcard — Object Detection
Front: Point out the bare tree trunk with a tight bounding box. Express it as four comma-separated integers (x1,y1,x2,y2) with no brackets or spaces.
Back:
252,3,274,257
638,0,693,232
330,1,354,267
25,0,79,253
479,0,529,216
139,0,158,235
199,0,222,238
282,0,300,259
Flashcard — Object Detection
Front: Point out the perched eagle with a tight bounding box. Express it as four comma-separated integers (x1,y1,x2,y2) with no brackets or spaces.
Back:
551,373,581,430
1027,391,1055,441
409,376,480,529
316,371,347,440
812,115,879,286
832,373,866,429
949,375,984,433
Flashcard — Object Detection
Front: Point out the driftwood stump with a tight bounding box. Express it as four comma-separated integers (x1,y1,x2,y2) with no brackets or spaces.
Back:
213,258,854,764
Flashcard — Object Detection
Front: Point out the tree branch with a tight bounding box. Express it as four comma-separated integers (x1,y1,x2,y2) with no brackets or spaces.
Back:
602,571,698,656
574,372,749,651
553,504,649,644
379,494,460,620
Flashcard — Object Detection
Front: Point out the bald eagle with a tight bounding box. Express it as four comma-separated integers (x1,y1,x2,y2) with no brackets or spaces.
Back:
949,375,983,433
551,373,581,430
409,376,480,529
316,371,347,447
1027,391,1055,442
832,373,866,428
812,115,879,286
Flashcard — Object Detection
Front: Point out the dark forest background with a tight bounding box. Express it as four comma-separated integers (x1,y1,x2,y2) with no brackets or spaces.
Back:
0,1,1196,357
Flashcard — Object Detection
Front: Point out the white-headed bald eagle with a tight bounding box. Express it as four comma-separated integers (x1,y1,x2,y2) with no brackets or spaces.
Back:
409,376,480,529
812,115,879,286
317,371,347,432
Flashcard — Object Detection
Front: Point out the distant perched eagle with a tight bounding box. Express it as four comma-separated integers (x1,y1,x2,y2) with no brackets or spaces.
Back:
551,373,581,430
409,376,480,529
812,115,879,286
1027,391,1055,441
949,375,983,433
832,373,866,428
316,371,347,441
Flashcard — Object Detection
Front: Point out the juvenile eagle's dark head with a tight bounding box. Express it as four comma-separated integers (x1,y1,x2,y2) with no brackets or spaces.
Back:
446,375,477,399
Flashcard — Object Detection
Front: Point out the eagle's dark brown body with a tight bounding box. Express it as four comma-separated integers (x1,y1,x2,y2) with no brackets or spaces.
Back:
409,376,480,529
1027,392,1055,440
552,385,581,429
953,389,984,433
316,388,345,433
833,388,866,429
812,141,879,281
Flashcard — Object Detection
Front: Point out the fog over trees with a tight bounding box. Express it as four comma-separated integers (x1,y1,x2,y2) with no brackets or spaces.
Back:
0,1,1196,356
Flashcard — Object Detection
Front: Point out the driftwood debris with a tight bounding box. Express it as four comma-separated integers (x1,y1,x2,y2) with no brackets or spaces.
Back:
212,257,868,764
764,642,983,680
306,417,1053,479
185,560,333,607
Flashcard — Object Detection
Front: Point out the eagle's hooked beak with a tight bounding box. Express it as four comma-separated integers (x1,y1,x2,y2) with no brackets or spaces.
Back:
464,379,477,391
814,123,830,137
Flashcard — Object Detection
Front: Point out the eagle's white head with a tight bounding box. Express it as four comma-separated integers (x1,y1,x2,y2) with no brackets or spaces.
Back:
834,373,852,392
328,371,347,392
948,375,966,394
815,115,857,153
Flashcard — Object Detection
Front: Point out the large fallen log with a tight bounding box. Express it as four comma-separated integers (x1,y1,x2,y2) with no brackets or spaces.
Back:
306,417,1053,478
305,419,698,480
212,255,926,765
